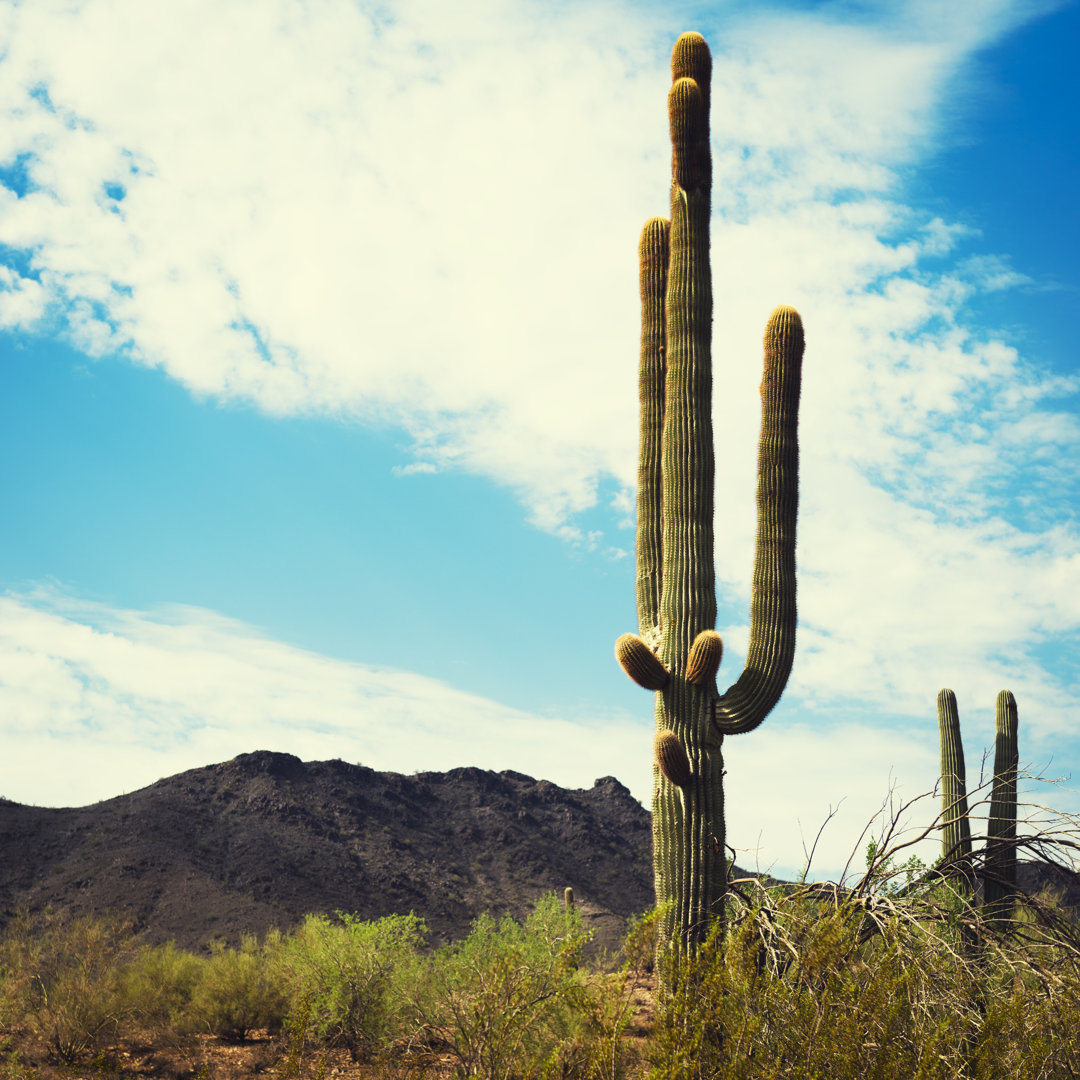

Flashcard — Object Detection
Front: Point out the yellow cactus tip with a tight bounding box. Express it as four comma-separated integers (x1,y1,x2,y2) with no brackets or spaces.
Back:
686,629,723,686
764,305,805,357
671,31,711,81
767,304,802,326
638,217,671,258
615,633,670,691
654,729,692,788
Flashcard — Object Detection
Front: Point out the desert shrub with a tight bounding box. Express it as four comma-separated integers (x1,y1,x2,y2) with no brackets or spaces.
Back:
118,940,205,1036
0,911,136,1063
407,892,602,1080
649,872,1080,1079
188,932,288,1041
277,911,425,1062
574,906,661,1080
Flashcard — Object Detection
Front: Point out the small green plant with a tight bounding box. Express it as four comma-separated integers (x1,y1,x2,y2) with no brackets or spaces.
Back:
408,893,598,1080
188,932,288,1041
862,838,929,897
0,911,135,1063
277,911,424,1063
118,939,205,1035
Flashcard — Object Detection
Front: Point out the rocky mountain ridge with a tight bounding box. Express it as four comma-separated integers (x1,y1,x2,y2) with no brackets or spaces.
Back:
0,751,654,951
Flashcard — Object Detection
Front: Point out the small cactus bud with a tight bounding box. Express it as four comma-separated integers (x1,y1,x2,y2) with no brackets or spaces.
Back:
686,630,723,686
654,729,691,787
615,633,669,690
564,886,575,911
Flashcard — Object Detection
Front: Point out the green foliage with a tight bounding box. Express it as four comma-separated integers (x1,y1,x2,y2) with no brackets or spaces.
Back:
0,911,135,1062
862,838,930,897
188,932,288,1041
649,875,1080,1080
277,911,424,1062
118,939,205,1034
409,893,600,1080
5,879,1080,1077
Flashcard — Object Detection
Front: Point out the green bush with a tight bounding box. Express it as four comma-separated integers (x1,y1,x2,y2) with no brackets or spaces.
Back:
278,911,425,1062
118,940,205,1035
188,932,288,1041
649,877,1080,1080
408,892,601,1080
0,911,135,1063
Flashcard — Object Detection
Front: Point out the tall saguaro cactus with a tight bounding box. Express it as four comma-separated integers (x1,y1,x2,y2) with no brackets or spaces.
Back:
985,689,1019,911
937,689,973,865
935,689,1019,911
614,32,804,956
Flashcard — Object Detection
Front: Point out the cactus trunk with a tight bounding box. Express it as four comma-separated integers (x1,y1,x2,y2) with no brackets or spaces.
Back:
617,32,803,960
984,689,1018,914
936,689,973,865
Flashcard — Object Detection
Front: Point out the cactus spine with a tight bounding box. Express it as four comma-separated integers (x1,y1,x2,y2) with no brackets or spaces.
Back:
616,32,803,957
935,689,1019,912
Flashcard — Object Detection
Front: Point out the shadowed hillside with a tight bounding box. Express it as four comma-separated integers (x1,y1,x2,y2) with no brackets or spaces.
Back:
0,751,654,950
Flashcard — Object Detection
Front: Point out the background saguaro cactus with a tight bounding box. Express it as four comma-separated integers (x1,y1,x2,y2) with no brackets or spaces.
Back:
615,32,803,957
935,689,1019,912
937,689,973,866
985,689,1019,912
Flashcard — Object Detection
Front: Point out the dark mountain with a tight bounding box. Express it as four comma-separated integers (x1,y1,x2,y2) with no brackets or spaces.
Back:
0,751,654,951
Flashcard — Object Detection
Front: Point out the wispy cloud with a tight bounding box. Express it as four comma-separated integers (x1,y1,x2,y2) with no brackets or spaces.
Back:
0,586,963,876
0,586,640,802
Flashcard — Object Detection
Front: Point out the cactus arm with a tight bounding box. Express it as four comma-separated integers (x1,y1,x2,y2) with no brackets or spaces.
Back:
635,217,669,643
711,306,803,735
615,633,669,690
985,689,1018,911
936,688,973,863
660,70,715,667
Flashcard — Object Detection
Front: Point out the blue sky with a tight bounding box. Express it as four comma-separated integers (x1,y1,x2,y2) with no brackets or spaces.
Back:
0,0,1077,880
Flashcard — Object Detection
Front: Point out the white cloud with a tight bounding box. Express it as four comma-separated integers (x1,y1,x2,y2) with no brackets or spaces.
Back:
0,586,646,802
1,586,1001,878
0,0,1067,522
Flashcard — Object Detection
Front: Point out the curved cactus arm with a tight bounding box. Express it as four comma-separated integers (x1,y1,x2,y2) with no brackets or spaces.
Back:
711,306,803,735
985,689,1019,911
615,633,670,690
936,688,973,863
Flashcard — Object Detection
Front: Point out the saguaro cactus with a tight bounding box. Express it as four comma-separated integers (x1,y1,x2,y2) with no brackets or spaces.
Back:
936,689,973,864
615,32,803,956
935,689,1019,910
985,689,1019,911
